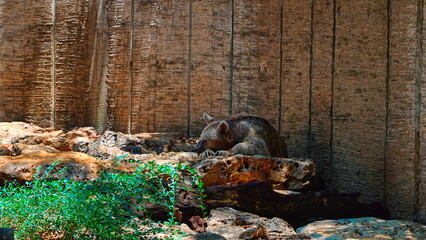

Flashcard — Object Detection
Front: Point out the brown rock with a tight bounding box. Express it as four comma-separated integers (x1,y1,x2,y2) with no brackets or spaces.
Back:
190,207,310,240
189,216,206,233
188,155,315,190
0,122,58,144
0,152,119,183
297,217,426,240
13,144,61,155
0,145,14,156
0,122,101,152
204,182,389,228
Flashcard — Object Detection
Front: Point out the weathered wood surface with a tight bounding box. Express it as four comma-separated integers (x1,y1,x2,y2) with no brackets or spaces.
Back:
332,0,388,203
189,0,231,136
22,0,55,127
55,0,89,129
386,0,421,220
421,0,426,224
105,0,131,133
309,0,333,186
281,0,312,158
0,0,26,123
232,0,281,128
87,0,109,133
131,0,189,134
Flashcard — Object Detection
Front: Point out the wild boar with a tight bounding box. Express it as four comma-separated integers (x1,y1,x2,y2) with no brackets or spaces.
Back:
194,113,288,158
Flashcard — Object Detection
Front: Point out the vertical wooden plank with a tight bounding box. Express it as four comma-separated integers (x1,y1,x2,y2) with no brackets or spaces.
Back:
131,0,156,133
131,0,189,133
87,0,109,133
23,0,55,127
232,0,281,129
332,0,387,203
0,0,26,122
106,0,131,133
310,0,334,185
55,0,89,129
386,0,421,220
281,0,312,157
189,0,231,136
420,0,426,224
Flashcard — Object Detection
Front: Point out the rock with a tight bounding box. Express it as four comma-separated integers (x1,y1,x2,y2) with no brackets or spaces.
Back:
0,145,14,156
185,207,311,240
0,122,60,144
189,215,206,233
13,144,61,155
0,152,131,183
182,232,227,240
204,182,389,228
169,137,197,152
297,217,426,240
188,155,315,190
0,122,100,152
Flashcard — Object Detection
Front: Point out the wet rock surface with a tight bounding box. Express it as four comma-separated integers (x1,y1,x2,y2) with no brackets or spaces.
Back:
297,217,426,240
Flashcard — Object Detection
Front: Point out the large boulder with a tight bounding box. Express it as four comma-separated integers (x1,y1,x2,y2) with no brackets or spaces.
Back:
188,155,315,190
0,152,132,183
0,122,59,144
183,207,311,240
297,217,426,240
203,181,389,228
0,122,100,151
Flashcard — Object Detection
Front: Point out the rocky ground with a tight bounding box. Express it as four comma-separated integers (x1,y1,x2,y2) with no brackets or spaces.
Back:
1,122,425,239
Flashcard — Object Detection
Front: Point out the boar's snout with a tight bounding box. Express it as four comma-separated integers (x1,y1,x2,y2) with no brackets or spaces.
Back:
194,140,206,154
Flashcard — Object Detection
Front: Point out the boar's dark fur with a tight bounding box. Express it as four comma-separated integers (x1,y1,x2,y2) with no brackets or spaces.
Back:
194,113,288,158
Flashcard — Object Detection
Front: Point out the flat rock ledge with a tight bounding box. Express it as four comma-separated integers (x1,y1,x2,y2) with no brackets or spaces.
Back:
297,217,426,240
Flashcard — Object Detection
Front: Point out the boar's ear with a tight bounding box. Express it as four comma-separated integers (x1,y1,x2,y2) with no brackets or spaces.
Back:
218,121,229,133
203,113,215,124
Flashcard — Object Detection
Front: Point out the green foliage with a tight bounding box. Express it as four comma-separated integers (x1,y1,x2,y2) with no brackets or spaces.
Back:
0,160,204,239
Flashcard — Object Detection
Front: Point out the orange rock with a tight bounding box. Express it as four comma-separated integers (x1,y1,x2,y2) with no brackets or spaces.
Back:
0,152,133,183
189,155,315,190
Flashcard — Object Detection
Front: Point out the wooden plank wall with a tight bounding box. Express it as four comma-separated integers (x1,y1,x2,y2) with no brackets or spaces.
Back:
332,0,388,203
0,0,27,122
386,0,423,220
55,0,89,129
189,0,231,135
1,0,426,222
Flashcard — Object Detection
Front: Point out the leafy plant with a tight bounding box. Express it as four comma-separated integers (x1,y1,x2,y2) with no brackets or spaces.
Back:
0,159,204,239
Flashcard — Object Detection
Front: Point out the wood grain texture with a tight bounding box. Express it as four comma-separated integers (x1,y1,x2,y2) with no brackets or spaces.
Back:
130,0,190,134
0,0,27,122
23,0,55,128
386,0,421,219
87,0,109,133
232,0,281,130
281,0,312,157
420,0,426,224
189,0,232,136
55,0,89,129
332,0,388,203
309,0,333,186
105,0,131,133
130,0,156,133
